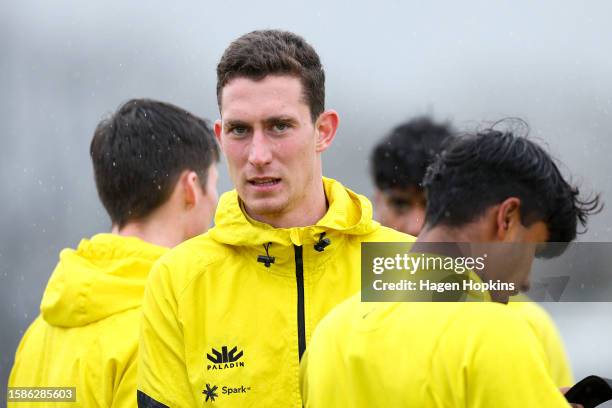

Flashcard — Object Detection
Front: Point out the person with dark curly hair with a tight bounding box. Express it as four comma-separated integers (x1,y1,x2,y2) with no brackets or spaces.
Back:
303,124,600,407
371,116,453,236
370,117,582,388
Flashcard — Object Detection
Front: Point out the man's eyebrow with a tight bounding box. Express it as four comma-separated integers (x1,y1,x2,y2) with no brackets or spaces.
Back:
385,191,413,201
263,116,299,125
223,119,249,128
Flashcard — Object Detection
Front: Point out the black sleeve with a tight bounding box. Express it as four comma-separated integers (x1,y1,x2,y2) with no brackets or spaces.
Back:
137,390,170,408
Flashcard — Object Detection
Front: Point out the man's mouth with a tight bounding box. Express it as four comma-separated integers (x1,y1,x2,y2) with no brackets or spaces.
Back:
248,177,281,187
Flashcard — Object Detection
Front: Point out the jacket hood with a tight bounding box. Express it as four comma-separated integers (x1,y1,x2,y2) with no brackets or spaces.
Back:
209,177,379,248
40,233,167,328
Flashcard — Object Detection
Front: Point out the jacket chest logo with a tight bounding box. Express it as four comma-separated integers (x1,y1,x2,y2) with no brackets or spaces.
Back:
206,346,245,370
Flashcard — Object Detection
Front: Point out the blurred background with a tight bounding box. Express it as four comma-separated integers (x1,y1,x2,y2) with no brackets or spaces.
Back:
2,0,612,402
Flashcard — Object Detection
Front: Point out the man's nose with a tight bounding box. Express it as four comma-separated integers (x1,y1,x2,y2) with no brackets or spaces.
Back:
248,130,273,167
403,209,425,237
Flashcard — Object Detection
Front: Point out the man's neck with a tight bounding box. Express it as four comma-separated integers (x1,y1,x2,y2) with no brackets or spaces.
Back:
415,223,490,258
417,224,478,243
112,217,184,248
418,224,512,304
245,182,328,229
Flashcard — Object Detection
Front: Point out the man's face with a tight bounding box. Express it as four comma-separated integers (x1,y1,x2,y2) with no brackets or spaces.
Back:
215,75,320,220
479,218,549,303
375,187,427,236
502,219,550,293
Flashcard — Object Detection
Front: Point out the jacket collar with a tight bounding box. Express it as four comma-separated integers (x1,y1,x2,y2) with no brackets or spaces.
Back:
209,177,379,250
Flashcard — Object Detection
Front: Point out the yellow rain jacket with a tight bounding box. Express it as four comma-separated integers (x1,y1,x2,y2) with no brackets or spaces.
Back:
301,294,572,407
9,233,167,407
509,298,573,387
137,177,413,407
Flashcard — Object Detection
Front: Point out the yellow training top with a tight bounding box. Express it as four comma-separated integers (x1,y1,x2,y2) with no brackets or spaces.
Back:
301,293,571,407
9,233,167,407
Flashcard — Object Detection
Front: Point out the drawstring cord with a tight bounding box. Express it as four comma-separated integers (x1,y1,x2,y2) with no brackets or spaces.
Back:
314,232,331,252
257,242,275,267
257,233,331,267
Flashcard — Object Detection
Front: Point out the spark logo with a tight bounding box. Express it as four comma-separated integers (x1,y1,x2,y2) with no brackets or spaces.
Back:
202,383,252,403
202,384,218,402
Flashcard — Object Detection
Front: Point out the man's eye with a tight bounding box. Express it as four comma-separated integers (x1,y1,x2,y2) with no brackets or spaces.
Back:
230,126,248,136
272,123,289,132
390,198,411,210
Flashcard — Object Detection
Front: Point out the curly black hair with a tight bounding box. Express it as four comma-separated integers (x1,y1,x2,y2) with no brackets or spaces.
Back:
370,117,454,191
423,121,601,253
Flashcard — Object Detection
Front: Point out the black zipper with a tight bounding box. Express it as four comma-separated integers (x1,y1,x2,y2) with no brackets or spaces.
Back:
294,245,306,361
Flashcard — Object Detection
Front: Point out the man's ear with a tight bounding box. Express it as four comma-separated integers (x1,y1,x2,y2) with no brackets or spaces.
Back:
373,189,385,209
495,197,522,240
315,110,339,153
214,120,223,147
181,170,201,209
372,189,384,219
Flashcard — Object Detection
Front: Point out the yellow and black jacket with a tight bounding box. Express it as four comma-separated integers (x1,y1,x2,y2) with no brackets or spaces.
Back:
9,234,167,407
137,177,413,407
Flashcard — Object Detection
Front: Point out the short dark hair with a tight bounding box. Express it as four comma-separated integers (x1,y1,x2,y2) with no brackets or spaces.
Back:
423,122,601,246
216,29,325,123
370,116,453,191
90,98,220,228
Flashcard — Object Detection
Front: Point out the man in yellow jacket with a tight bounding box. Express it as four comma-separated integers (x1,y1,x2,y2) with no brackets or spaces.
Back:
8,99,220,407
137,30,413,407
302,126,601,407
369,116,573,387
